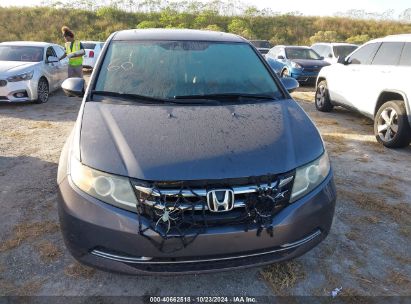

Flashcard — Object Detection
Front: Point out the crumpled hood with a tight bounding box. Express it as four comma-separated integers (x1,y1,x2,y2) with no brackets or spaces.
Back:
79,100,324,181
291,59,330,68
0,61,39,75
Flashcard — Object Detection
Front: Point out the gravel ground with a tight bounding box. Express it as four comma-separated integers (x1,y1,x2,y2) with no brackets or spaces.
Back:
0,79,410,298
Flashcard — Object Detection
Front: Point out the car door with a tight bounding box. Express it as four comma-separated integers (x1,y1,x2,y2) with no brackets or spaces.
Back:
53,45,68,84
327,42,381,109
265,47,283,75
43,46,59,90
357,42,405,115
397,43,411,108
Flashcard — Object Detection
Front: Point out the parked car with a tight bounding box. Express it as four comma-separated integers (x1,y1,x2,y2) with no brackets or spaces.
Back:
265,45,330,84
249,40,272,54
58,29,336,274
315,34,411,148
312,43,358,64
0,41,68,103
81,41,104,69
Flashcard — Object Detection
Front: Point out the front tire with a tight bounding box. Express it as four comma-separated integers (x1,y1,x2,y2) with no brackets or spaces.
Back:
374,100,411,148
315,80,334,112
34,78,49,104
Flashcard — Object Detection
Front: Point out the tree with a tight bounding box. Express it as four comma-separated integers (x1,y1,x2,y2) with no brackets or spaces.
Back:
203,24,223,31
309,31,340,44
227,18,254,39
346,34,371,44
136,20,158,28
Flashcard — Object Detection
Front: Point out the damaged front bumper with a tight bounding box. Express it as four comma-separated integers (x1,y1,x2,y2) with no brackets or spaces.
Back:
57,171,336,274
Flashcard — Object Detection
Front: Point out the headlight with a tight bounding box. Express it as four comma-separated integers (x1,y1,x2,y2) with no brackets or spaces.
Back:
7,70,34,82
70,156,138,211
290,152,330,202
291,62,302,69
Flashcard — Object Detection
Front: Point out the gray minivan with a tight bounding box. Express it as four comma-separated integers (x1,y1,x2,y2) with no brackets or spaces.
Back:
57,29,336,274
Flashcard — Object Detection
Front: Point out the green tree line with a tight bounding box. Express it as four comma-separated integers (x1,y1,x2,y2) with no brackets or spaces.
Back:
0,2,410,46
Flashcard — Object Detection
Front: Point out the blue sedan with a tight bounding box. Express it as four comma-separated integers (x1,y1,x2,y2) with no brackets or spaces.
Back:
265,45,330,84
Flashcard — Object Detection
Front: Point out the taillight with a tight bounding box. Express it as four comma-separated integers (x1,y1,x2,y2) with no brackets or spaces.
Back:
89,51,94,58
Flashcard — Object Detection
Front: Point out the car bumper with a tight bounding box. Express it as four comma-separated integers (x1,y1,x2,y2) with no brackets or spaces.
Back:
0,79,38,102
290,70,320,83
82,57,95,69
58,172,336,274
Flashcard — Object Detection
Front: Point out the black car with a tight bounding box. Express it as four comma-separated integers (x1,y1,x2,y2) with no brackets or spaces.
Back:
58,29,336,274
250,40,272,54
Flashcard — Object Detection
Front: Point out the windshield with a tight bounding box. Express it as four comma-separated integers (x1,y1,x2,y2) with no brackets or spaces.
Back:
251,41,271,48
83,43,96,50
0,46,44,62
94,41,281,100
285,48,321,60
333,45,358,58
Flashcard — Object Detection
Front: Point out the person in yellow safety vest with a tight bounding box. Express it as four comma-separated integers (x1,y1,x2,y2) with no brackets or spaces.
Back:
58,26,85,78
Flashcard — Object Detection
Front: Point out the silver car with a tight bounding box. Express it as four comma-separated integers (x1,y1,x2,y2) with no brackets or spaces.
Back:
0,41,68,103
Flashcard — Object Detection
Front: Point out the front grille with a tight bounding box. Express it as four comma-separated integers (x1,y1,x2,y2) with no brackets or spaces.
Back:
0,80,7,87
302,67,320,73
131,172,295,253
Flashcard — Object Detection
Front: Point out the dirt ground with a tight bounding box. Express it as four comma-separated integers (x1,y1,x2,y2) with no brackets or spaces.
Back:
0,78,410,298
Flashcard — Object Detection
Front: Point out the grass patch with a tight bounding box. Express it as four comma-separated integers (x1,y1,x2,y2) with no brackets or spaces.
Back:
376,181,403,199
337,188,410,223
314,118,339,127
35,240,62,263
260,261,305,294
64,262,96,279
387,270,411,290
0,221,59,252
1,278,46,296
3,131,27,139
322,134,352,154
28,121,54,129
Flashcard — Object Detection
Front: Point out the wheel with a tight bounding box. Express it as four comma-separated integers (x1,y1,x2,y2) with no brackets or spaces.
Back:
281,68,289,78
34,78,49,104
315,80,334,112
374,100,411,148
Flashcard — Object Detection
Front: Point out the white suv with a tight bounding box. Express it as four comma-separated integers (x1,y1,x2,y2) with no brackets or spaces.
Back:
315,34,411,148
311,43,358,64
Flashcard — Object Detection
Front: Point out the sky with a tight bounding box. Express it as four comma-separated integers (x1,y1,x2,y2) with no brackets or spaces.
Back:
0,0,410,18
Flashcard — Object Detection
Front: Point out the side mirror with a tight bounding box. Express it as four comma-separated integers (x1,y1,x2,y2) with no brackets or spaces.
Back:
337,56,349,65
62,78,85,97
319,56,324,60
47,56,59,63
281,77,299,93
277,55,285,60
328,53,333,58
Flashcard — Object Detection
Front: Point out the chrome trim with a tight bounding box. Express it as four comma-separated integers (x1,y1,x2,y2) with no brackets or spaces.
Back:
134,178,294,211
279,176,294,188
280,229,321,248
141,199,246,211
90,230,321,265
135,181,279,198
92,251,153,262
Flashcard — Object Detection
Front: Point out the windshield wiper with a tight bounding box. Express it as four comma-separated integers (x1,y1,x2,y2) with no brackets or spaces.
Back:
173,93,278,100
91,91,169,103
91,91,220,105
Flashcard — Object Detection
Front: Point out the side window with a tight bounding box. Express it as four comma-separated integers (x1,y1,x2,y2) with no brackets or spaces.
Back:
53,45,65,59
268,47,278,58
349,43,381,65
372,42,404,66
399,42,411,66
46,46,56,60
279,48,286,58
325,46,333,57
312,45,323,56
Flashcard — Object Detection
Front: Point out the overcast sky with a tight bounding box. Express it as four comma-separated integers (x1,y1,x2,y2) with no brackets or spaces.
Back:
0,0,410,17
